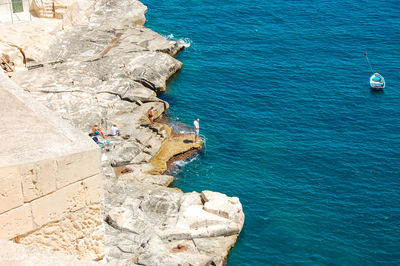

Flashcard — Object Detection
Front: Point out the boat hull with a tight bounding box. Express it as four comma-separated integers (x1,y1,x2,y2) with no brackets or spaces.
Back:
370,73,385,90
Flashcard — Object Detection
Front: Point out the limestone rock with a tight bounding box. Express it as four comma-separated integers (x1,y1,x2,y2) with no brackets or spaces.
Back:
90,0,147,28
0,0,245,264
202,190,243,221
0,42,23,69
107,140,142,167
108,27,184,56
16,204,105,261
149,129,203,175
0,20,61,67
104,178,244,265
117,163,174,186
0,240,111,266
160,191,244,241
106,198,147,235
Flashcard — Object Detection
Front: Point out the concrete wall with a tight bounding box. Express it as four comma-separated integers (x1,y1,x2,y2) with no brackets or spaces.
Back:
0,0,32,24
0,1,11,16
0,72,105,260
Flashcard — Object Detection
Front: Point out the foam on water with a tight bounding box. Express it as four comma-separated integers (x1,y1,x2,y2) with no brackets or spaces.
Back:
177,38,192,48
173,155,199,168
168,155,200,177
164,33,192,48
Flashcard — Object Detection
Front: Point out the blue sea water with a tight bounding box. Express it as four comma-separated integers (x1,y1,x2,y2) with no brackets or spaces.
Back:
142,0,400,265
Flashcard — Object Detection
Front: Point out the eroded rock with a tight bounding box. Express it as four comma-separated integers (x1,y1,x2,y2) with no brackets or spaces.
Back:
104,179,244,265
1,0,244,264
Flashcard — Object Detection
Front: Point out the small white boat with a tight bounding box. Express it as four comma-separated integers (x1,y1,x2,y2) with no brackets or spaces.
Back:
369,73,385,90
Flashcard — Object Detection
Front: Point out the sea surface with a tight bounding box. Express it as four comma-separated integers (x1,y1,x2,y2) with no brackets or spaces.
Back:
142,0,400,265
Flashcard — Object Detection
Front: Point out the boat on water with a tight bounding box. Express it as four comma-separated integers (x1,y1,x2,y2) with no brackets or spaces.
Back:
365,53,385,91
369,72,385,90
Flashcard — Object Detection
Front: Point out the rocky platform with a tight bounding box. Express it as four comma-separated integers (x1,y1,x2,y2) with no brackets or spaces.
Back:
4,0,244,264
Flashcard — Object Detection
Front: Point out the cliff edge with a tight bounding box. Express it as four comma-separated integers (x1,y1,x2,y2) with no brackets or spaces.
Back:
0,0,244,265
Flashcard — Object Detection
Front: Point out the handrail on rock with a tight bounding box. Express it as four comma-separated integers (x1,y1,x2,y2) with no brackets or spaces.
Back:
199,134,207,153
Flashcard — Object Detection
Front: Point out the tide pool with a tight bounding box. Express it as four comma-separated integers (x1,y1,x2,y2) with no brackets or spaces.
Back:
142,0,400,264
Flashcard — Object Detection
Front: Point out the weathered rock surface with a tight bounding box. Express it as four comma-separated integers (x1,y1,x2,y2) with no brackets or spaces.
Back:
12,21,182,166
2,0,244,264
0,240,112,266
117,163,174,186
0,19,62,68
31,0,93,25
104,178,243,265
150,130,203,175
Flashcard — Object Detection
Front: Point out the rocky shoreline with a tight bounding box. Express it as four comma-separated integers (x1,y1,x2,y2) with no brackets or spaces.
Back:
2,0,244,264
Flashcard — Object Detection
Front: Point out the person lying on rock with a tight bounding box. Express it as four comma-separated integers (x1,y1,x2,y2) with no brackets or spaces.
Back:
109,124,121,136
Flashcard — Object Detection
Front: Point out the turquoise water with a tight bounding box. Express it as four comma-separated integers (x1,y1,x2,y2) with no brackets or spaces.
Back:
142,0,400,264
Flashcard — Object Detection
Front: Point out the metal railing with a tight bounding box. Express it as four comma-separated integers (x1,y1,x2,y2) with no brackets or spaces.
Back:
200,134,207,153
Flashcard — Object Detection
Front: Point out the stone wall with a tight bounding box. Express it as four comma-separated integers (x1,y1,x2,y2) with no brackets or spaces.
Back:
31,0,94,27
0,72,105,260
0,240,108,266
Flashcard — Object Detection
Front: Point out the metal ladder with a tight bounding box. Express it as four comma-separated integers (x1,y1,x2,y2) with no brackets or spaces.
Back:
199,134,207,153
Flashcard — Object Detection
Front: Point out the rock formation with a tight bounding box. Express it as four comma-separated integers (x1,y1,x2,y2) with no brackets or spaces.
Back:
1,0,244,264
0,19,62,69
105,185,243,265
